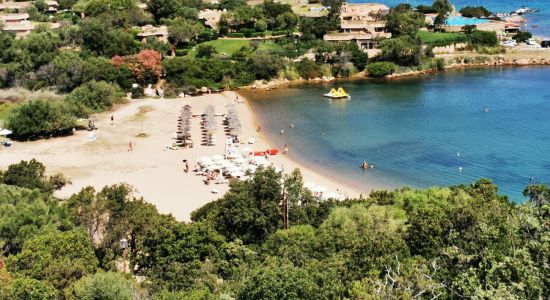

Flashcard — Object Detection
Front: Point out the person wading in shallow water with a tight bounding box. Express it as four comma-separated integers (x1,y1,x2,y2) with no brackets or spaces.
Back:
361,161,368,173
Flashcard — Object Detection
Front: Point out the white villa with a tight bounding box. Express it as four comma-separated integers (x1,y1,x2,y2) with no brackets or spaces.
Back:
324,2,391,54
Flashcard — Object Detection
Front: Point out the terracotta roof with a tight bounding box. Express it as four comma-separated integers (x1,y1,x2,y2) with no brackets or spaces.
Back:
0,13,30,21
3,22,34,31
0,1,32,10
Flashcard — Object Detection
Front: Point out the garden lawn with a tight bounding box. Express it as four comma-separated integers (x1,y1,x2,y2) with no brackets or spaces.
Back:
188,39,250,57
256,41,284,53
418,30,466,44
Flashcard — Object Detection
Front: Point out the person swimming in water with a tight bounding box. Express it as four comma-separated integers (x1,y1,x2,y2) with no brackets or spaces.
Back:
361,161,369,171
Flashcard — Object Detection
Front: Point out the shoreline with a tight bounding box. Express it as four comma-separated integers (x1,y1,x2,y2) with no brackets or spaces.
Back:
239,93,364,198
0,92,361,222
243,95,376,197
238,50,550,90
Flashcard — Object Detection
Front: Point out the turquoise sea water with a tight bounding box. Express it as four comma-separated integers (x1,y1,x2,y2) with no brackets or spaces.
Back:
446,15,489,26
351,0,550,38
245,67,550,201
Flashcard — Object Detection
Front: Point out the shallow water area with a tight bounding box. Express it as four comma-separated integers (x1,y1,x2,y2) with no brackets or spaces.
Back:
245,67,550,201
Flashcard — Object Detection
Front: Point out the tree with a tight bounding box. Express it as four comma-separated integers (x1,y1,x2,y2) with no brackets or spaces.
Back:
64,80,124,118
111,49,163,83
385,7,425,37
64,272,145,300
135,221,225,292
295,58,322,79
219,0,246,10
462,24,477,34
416,4,436,14
82,0,138,17
168,18,202,54
276,12,298,33
300,16,338,40
459,6,491,18
379,36,422,66
433,13,447,31
42,51,86,92
432,0,453,14
347,42,369,71
238,258,318,299
203,166,283,244
263,225,317,266
523,184,550,208
6,229,98,290
1,159,69,193
0,183,73,256
59,0,78,9
513,31,533,43
195,44,218,58
79,19,138,57
248,51,285,80
254,19,268,32
350,257,445,299
149,0,201,21
14,30,61,69
468,30,498,46
34,0,48,12
0,276,57,300
6,100,76,140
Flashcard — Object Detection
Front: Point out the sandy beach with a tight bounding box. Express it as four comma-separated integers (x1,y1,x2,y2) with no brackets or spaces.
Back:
0,92,360,221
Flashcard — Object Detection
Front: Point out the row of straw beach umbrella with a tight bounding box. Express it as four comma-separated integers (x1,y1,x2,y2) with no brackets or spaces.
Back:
177,105,192,144
225,104,242,137
202,105,216,145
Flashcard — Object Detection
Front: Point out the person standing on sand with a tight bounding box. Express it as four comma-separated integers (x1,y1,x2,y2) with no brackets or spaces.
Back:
128,141,133,151
183,159,189,173
284,144,288,154
110,115,114,125
257,123,261,132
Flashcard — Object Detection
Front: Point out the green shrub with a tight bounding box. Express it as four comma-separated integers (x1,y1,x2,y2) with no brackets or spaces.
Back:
468,30,498,46
7,100,76,140
295,58,322,79
513,31,532,43
366,62,397,78
250,32,265,38
227,32,245,38
436,58,445,70
271,30,287,36
64,80,124,118
64,272,143,300
1,159,70,193
459,6,491,18
239,28,255,38
195,44,218,58
175,49,188,57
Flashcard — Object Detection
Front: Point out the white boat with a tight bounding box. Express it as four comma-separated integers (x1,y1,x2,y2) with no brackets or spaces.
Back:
323,87,351,99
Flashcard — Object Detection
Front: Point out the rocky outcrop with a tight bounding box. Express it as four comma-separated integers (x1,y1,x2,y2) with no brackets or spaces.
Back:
247,76,336,90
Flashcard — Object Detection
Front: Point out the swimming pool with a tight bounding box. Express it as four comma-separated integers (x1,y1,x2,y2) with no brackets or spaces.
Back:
446,15,490,26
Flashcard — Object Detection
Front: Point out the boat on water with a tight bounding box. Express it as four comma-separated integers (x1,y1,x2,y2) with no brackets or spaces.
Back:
512,7,538,15
323,87,351,99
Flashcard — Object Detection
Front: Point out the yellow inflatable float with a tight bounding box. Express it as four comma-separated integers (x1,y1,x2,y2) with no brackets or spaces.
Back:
323,87,351,99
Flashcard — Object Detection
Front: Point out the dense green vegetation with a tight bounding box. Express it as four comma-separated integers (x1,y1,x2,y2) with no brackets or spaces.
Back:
0,159,549,299
459,6,492,18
